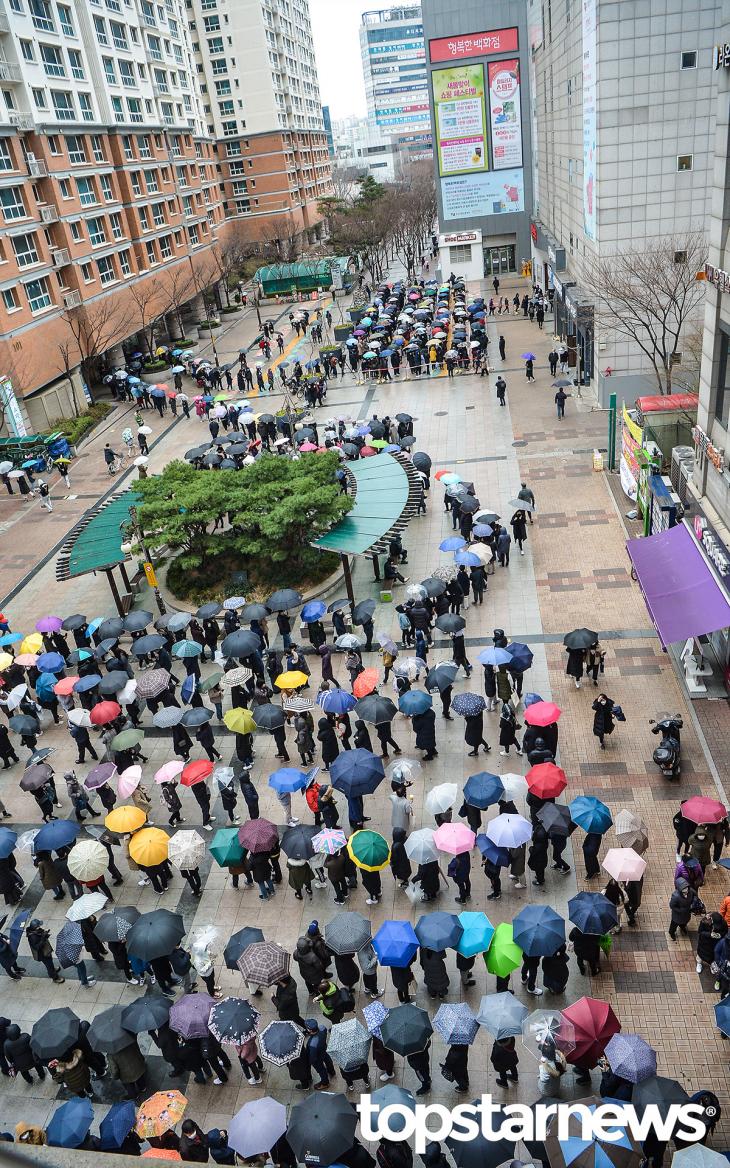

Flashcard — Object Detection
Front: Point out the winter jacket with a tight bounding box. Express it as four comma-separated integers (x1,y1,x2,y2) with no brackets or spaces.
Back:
420,948,449,994
106,1039,146,1084
669,887,693,926
697,914,727,963
293,937,328,989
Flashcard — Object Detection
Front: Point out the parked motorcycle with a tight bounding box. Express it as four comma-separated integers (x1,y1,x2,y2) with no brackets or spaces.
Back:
650,715,683,779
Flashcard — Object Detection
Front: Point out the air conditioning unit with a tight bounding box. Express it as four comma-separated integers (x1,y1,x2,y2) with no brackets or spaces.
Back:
671,444,695,504
63,290,82,309
8,112,33,130
51,247,70,268
39,204,58,223
28,158,47,177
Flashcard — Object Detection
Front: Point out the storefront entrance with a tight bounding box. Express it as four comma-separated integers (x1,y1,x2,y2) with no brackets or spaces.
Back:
483,245,516,275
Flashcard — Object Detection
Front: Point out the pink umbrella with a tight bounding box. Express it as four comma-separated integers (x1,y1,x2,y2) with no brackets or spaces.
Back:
681,795,727,824
601,847,647,882
299,441,317,452
155,760,185,785
361,446,377,457
433,822,475,856
118,765,142,799
523,701,562,727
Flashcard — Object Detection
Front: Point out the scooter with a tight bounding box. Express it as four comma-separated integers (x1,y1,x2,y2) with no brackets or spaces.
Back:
650,715,683,779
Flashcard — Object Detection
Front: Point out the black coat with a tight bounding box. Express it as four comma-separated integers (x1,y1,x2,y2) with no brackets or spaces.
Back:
464,713,485,747
420,948,448,993
592,698,615,737
412,709,436,750
443,1044,469,1078
566,648,585,679
273,976,302,1021
490,1038,518,1073
317,719,339,765
390,839,411,881
416,860,440,897
670,889,693,926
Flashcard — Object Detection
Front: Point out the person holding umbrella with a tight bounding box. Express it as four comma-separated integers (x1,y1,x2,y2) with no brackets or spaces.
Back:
26,918,65,983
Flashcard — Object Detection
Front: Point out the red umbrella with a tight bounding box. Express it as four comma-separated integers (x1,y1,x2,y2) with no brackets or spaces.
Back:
353,668,380,698
523,701,562,727
53,676,80,696
360,446,377,457
180,759,213,787
681,795,727,825
89,701,122,726
526,762,567,799
238,818,278,853
562,996,620,1067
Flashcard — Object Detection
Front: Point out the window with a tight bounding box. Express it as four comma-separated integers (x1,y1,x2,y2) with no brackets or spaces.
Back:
110,211,123,239
0,187,26,221
139,206,149,228
188,224,199,246
40,43,66,77
681,50,697,69
81,261,94,282
214,79,231,96
100,174,114,201
110,20,128,49
714,327,730,426
25,276,52,312
32,88,48,109
152,201,164,225
120,60,135,87
68,49,84,79
203,14,220,30
218,100,234,116
12,233,39,268
118,248,131,276
69,220,82,240
58,4,75,34
30,0,54,30
20,40,34,62
127,97,143,122
111,96,123,121
76,176,97,205
91,135,105,163
144,168,158,191
159,233,172,259
0,142,12,172
148,33,162,59
2,288,19,312
97,255,115,284
207,36,223,53
59,177,71,198
122,135,134,161
78,93,93,120
87,216,106,245
130,171,141,195
93,15,108,44
9,0,23,11
137,134,151,158
568,158,574,183
222,120,237,137
51,90,75,120
677,154,693,171
145,239,157,263
103,57,116,85
211,58,227,75
66,134,86,164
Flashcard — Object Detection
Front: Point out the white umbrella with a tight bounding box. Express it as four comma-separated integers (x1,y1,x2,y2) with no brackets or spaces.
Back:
66,891,108,921
67,840,108,882
0,461,12,475
16,828,40,852
5,684,27,711
425,783,458,815
466,542,491,564
406,584,427,601
213,766,236,788
404,828,438,864
68,708,92,728
138,425,152,435
501,773,529,801
117,680,138,705
168,829,206,871
134,456,149,467
117,765,142,799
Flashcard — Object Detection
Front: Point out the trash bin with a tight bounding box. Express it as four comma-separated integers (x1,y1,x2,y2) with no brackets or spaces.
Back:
593,450,604,471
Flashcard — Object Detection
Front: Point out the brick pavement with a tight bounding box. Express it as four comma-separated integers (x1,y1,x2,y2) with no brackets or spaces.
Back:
0,274,729,1148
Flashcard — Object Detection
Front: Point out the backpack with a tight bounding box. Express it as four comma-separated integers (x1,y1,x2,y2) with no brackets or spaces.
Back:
336,988,355,1014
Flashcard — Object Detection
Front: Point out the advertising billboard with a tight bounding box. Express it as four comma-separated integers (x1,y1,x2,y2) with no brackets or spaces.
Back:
429,28,519,62
582,0,597,239
441,167,524,220
432,64,488,177
488,59,523,169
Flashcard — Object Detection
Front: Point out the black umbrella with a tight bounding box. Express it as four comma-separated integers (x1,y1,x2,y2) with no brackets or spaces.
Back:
203,452,222,467
425,663,459,693
240,603,271,622
181,707,213,728
368,421,386,438
208,997,260,1045
221,630,261,658
9,715,40,736
564,628,599,650
62,615,87,631
343,442,359,457
446,1104,516,1168
196,602,222,619
123,610,153,632
185,446,210,461
227,443,250,457
88,1005,134,1053
435,613,465,634
121,994,172,1034
295,428,316,443
400,435,416,448
126,909,185,961
94,906,141,942
254,703,285,731
395,413,413,424
459,495,480,514
354,695,398,725
259,413,275,424
420,577,447,598
98,618,125,640
224,926,264,970
267,589,303,612
327,598,350,614
30,1007,80,1059
20,762,54,791
280,824,317,860
227,431,247,442
94,639,119,660
412,452,431,471
132,634,166,656
537,804,573,836
351,599,376,626
633,1075,689,1120
220,459,237,470
98,672,131,696
381,1003,433,1056
474,511,500,526
286,1093,358,1167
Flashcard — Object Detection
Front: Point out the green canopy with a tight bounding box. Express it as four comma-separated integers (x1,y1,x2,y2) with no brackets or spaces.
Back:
57,490,140,581
312,452,420,557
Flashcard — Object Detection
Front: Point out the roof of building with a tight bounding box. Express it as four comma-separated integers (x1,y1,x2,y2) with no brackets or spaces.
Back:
56,489,140,581
312,450,421,557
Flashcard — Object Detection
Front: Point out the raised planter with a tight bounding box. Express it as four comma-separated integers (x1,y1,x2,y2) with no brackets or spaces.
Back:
198,320,221,334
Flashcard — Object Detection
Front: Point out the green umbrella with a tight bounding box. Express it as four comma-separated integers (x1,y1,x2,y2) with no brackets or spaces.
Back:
210,827,245,867
110,729,144,751
369,439,388,449
484,922,522,978
347,829,390,871
199,672,223,694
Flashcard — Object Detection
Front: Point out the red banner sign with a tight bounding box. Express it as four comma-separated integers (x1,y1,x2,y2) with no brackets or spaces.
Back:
429,28,519,63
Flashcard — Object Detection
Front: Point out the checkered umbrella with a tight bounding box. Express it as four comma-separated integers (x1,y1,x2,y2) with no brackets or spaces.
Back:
327,1018,371,1070
237,941,290,985
433,1003,479,1046
135,669,171,700
208,997,261,1045
168,993,216,1040
152,707,183,729
324,911,371,955
614,809,649,855
258,1020,304,1065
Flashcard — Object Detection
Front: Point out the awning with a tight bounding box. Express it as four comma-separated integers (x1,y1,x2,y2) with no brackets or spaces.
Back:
312,451,421,557
57,489,139,581
626,524,730,648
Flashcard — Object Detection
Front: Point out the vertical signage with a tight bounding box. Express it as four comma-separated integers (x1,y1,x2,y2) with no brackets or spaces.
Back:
488,59,523,169
432,64,488,177
582,0,597,239
0,376,27,437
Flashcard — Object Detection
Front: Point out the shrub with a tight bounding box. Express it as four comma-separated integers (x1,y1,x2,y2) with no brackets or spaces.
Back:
143,359,168,372
49,401,113,445
221,306,240,315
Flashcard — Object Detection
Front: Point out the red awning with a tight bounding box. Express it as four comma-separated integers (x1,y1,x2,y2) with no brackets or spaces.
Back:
636,394,699,413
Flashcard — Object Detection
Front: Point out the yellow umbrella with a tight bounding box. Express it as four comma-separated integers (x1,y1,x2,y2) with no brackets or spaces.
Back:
0,653,13,671
105,805,147,834
19,633,43,655
129,827,170,866
223,707,257,734
274,670,309,689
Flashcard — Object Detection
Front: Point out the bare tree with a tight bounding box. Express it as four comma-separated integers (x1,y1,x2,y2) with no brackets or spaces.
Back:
584,232,708,394
61,295,134,397
126,275,167,358
161,264,196,340
207,238,249,308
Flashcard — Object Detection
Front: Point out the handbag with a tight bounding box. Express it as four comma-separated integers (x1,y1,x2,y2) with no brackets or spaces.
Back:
404,880,423,906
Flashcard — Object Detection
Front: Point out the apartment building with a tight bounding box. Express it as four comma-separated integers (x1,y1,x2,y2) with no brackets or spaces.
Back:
359,5,432,167
0,0,225,429
189,0,332,248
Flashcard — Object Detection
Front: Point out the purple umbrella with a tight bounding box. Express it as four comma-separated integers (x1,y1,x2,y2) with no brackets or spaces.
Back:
85,762,117,790
168,993,216,1039
36,616,63,633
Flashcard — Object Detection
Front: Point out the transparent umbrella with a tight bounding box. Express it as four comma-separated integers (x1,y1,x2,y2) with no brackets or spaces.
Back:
521,1009,576,1060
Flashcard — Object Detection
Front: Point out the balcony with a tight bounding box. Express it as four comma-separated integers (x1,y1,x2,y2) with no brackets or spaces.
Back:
63,290,82,309
9,112,33,131
27,158,47,177
39,204,59,224
0,7,9,34
51,247,70,267
0,61,21,82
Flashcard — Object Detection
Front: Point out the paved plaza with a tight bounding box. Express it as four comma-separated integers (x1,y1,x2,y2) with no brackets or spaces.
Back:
0,275,728,1147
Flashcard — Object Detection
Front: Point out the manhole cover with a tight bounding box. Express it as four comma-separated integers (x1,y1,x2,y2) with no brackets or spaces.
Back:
434,411,447,416
512,440,528,447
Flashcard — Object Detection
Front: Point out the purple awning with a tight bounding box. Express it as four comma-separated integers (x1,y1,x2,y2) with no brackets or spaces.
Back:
627,524,730,648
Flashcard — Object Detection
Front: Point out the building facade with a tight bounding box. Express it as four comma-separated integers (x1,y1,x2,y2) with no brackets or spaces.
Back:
360,6,430,138
190,0,332,247
332,114,405,183
420,0,534,280
529,0,718,405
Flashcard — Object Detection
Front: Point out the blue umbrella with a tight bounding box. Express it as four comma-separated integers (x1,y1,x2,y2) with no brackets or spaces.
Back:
35,818,80,852
268,767,309,794
475,834,510,867
301,600,326,623
46,1098,94,1148
150,387,166,398
9,909,29,954
478,647,513,667
36,652,65,673
369,1085,416,1133
477,992,528,1039
73,674,102,693
451,692,486,717
330,748,385,796
439,536,466,552
512,905,566,957
472,524,494,537
457,911,494,957
0,827,17,858
568,891,618,935
415,911,463,952
463,772,504,809
372,920,419,967
524,691,543,707
506,642,534,671
35,672,58,698
569,796,613,834
604,1033,657,1084
181,674,197,704
454,550,482,567
317,689,357,715
433,1002,480,1045
0,632,22,645
99,1101,137,1150
384,444,401,453
399,690,432,716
